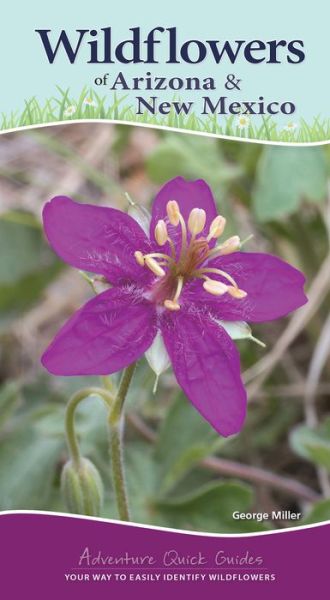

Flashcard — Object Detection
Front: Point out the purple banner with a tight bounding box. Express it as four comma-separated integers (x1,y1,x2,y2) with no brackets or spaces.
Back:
0,512,327,598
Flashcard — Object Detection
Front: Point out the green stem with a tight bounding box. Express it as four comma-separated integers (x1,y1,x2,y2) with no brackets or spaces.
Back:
108,362,136,521
65,387,113,469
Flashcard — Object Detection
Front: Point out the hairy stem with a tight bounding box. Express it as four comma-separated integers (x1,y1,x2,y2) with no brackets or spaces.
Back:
65,387,113,469
108,363,137,521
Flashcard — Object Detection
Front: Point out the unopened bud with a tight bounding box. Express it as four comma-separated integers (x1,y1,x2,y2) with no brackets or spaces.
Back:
227,286,247,299
61,458,104,517
203,279,228,296
188,208,206,236
208,215,226,239
219,235,241,255
154,219,168,246
166,200,180,226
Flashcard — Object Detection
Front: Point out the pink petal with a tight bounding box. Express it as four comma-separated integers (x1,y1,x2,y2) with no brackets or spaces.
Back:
161,308,247,437
150,177,218,254
43,196,152,285
42,286,157,375
183,252,307,323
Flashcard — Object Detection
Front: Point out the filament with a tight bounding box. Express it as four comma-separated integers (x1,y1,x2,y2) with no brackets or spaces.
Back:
194,267,238,288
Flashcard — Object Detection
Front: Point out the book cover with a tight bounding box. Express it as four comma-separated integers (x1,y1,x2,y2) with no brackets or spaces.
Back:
0,1,329,597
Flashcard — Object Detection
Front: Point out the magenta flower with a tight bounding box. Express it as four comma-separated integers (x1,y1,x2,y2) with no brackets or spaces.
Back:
41,177,307,437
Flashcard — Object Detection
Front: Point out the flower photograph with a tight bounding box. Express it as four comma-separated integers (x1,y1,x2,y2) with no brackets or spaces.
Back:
0,123,329,532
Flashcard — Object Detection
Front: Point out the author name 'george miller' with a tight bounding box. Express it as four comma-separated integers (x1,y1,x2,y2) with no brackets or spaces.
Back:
233,511,302,522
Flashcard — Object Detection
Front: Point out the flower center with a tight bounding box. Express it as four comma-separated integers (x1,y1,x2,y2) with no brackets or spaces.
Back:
134,201,247,311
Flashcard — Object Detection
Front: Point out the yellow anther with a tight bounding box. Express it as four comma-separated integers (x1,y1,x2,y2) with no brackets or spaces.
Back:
145,256,166,277
164,299,181,311
207,215,226,240
134,250,145,266
154,219,168,246
188,208,206,236
219,235,241,255
227,286,247,299
203,279,228,296
166,200,180,226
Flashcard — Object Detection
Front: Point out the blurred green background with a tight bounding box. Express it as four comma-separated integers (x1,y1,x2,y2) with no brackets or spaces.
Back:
0,124,329,532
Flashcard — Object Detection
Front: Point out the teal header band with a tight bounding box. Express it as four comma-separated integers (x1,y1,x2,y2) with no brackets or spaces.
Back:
1,0,329,142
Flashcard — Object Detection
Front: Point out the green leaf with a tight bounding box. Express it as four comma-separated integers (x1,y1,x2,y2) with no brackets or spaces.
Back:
146,134,241,188
0,215,62,321
154,396,223,494
290,417,330,470
121,443,269,532
124,444,161,524
155,481,267,533
253,146,327,221
0,380,21,429
0,427,64,510
0,216,47,284
302,499,330,525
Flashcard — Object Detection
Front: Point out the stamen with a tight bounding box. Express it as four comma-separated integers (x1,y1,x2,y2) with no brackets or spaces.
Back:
173,275,184,302
207,235,241,260
164,276,184,311
165,201,189,261
188,208,206,236
164,299,181,311
227,286,247,299
135,251,173,267
166,200,180,226
219,235,241,255
134,250,145,266
145,256,166,277
154,219,168,246
203,279,228,296
207,215,226,241
195,267,238,289
167,237,177,260
145,252,172,262
178,213,188,262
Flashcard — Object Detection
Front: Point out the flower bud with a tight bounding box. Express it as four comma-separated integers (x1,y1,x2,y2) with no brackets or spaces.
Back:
61,458,104,517
219,235,241,255
188,208,206,235
166,200,180,226
154,219,168,246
